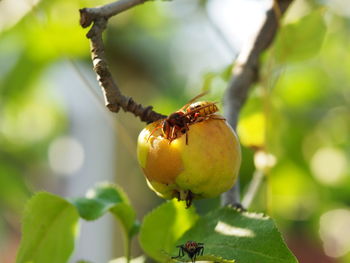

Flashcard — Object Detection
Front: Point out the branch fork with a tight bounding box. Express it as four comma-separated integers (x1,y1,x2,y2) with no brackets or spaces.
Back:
79,0,165,123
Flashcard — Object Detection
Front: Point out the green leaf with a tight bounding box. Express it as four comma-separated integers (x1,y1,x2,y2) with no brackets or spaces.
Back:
71,183,138,237
16,192,79,263
139,200,199,262
274,9,327,63
174,207,298,263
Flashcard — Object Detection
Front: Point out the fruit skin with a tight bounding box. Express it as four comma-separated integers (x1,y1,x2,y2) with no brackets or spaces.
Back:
137,116,241,202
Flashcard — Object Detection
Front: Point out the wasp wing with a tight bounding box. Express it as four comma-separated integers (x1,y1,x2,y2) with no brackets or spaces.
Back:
181,102,219,117
178,91,209,112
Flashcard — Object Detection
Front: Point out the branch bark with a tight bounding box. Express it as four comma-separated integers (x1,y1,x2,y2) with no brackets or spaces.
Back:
221,0,293,207
79,0,166,123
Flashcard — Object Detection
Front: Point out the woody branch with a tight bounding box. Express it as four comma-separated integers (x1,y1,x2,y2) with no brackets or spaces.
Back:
221,0,294,207
79,0,166,123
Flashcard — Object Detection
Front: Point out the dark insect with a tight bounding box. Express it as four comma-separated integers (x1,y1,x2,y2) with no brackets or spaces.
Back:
172,241,204,263
148,93,223,145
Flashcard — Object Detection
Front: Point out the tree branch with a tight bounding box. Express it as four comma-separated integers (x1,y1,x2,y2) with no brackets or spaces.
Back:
79,0,166,123
221,0,293,207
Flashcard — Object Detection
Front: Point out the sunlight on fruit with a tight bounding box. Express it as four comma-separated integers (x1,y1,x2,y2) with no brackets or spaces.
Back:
137,117,241,203
310,147,347,185
319,209,350,258
48,136,84,176
237,112,265,148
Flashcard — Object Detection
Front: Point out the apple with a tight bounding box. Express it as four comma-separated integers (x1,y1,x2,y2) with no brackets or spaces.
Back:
137,116,241,206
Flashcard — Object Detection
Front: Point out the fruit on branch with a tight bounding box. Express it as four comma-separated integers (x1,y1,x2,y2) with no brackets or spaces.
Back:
137,116,241,207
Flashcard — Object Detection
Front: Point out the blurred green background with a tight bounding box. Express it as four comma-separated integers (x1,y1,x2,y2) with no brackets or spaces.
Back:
0,0,350,262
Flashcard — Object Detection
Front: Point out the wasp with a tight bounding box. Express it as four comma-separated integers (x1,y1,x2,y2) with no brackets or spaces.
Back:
172,241,204,263
148,93,223,145
186,101,221,123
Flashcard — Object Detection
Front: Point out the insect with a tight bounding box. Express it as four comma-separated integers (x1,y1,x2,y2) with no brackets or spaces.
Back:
186,101,221,123
172,241,204,263
148,93,222,145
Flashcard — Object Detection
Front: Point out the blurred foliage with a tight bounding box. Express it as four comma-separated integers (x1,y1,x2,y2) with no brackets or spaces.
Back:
1,0,350,262
16,192,79,263
274,8,327,63
236,2,350,262
16,184,135,263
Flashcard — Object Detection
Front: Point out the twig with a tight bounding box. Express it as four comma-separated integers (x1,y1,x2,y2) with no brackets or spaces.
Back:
221,0,293,207
79,0,166,123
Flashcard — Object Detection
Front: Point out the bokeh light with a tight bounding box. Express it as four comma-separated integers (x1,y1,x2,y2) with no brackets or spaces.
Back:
48,136,85,176
319,209,350,258
311,147,347,186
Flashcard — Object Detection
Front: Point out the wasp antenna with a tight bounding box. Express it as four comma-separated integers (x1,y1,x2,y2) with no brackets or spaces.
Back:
189,91,209,102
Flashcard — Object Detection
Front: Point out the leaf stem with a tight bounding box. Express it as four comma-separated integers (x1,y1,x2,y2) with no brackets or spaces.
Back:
125,233,131,263
242,170,264,209
119,226,132,263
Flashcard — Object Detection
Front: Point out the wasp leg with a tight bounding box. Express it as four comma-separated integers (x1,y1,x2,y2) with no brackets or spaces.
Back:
192,116,205,123
185,191,193,208
184,131,188,145
172,246,185,259
168,126,177,144
184,123,189,145
171,126,176,140
175,191,181,202
209,116,226,121
199,246,204,256
147,123,163,142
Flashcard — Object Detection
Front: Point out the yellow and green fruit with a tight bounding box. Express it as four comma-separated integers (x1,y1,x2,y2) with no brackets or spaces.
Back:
137,116,241,205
